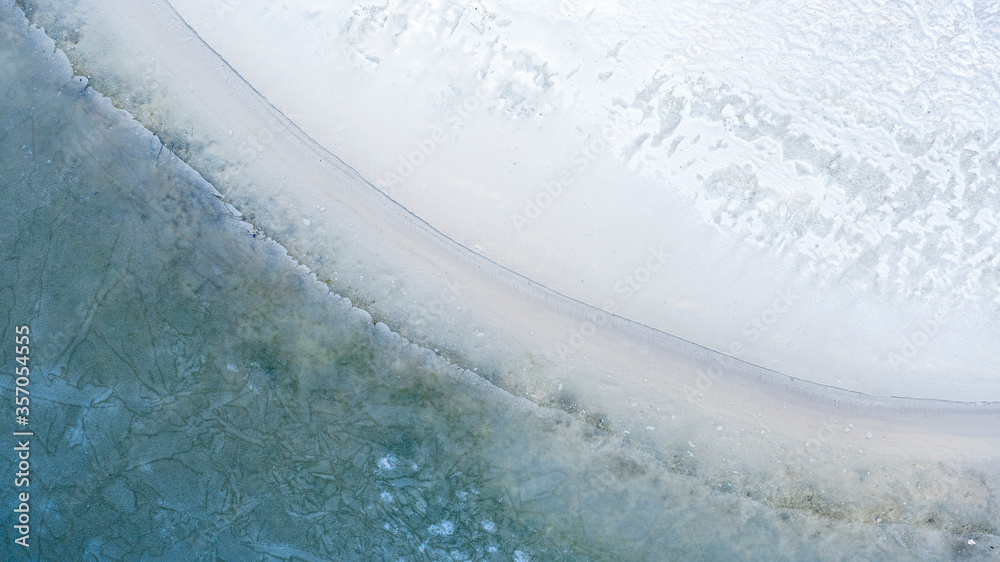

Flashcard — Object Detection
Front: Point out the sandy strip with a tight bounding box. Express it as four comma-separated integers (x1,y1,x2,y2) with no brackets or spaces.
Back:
25,0,999,529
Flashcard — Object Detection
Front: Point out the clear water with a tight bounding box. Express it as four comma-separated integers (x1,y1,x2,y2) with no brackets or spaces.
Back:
1,1,996,560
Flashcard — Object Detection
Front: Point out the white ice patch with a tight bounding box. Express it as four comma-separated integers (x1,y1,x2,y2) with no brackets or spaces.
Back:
377,455,396,471
428,520,454,536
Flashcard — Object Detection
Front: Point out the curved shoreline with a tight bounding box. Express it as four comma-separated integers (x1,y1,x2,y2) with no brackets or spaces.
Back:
139,0,992,410
165,0,1000,404
27,0,994,442
149,0,999,416
18,0,998,540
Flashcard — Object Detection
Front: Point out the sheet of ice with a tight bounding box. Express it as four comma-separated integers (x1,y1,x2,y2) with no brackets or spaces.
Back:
12,0,999,557
2,6,905,558
159,0,1000,402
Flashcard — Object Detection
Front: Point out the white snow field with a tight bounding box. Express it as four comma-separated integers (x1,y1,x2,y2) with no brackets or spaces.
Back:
17,0,999,557
164,0,1000,403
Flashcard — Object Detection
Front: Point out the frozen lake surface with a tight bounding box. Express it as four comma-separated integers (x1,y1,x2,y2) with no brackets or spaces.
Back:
2,0,998,559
